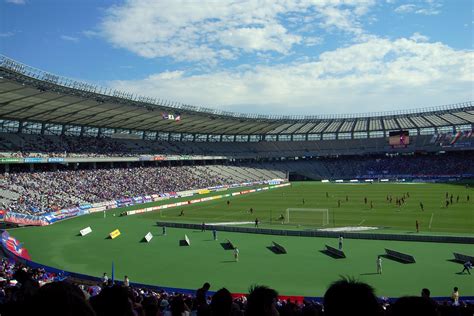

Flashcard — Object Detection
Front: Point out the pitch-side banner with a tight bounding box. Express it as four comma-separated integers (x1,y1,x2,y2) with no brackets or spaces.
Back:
5,212,49,226
80,227,92,236
144,232,153,242
109,229,121,239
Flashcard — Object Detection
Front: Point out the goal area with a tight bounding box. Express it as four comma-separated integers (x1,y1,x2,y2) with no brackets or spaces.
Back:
285,208,329,226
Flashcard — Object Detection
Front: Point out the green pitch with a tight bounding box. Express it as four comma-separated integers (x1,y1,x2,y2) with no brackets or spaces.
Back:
8,182,474,297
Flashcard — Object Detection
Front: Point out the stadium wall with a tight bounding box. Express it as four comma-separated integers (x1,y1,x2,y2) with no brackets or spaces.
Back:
156,222,474,244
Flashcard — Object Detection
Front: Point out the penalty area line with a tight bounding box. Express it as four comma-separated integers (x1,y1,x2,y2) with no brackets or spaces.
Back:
358,219,366,226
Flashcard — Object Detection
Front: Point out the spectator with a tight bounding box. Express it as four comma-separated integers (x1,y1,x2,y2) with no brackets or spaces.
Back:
246,285,279,316
168,295,190,316
451,287,459,306
195,282,211,316
323,278,382,316
390,296,437,316
210,288,232,316
89,285,135,316
27,281,96,316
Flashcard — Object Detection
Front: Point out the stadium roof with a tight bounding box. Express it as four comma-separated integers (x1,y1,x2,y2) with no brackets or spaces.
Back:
0,55,473,136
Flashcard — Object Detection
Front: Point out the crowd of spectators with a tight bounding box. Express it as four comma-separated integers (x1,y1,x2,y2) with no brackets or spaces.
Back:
1,151,473,215
0,258,471,316
0,133,191,158
1,131,471,159
0,165,232,214
312,152,474,179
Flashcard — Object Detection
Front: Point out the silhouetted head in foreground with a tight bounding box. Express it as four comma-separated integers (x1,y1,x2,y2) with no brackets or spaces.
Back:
246,285,279,316
29,281,96,316
210,287,233,316
323,277,382,316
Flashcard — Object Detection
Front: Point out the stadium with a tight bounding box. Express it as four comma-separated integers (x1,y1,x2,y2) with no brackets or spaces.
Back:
0,53,473,314
1,1,473,314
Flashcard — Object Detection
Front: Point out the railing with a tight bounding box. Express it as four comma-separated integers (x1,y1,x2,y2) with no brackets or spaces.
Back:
0,54,472,121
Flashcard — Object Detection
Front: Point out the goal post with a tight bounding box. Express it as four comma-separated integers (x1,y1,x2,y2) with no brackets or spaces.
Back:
285,208,330,226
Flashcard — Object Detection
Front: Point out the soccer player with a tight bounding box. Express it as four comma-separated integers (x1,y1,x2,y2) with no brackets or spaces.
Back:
201,222,206,232
416,220,419,233
179,210,184,216
212,229,217,241
461,261,472,274
446,200,449,208
326,192,329,198
227,200,230,206
162,225,167,236
249,207,253,214
346,195,348,202
234,247,239,262
456,195,459,203
377,256,382,274
370,201,373,209
364,197,367,204
468,194,470,202
255,218,259,228
338,235,343,250
338,200,341,208
302,198,305,205
420,202,424,211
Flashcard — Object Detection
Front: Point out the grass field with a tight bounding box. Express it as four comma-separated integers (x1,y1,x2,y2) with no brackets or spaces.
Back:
8,182,474,297
145,181,474,234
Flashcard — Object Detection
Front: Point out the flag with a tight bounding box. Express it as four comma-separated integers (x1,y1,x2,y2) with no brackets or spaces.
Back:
450,131,462,145
111,261,115,284
1,231,31,260
162,112,181,121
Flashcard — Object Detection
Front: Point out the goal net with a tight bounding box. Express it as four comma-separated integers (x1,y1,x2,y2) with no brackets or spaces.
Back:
284,208,329,226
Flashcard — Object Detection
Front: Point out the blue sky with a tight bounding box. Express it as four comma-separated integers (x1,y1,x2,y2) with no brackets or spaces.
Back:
0,0,472,115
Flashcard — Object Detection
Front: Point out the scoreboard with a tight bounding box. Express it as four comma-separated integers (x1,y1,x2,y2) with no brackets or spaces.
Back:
389,131,409,148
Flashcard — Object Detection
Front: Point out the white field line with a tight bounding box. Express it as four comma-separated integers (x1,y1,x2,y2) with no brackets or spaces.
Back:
429,213,434,229
210,221,254,226
318,226,379,232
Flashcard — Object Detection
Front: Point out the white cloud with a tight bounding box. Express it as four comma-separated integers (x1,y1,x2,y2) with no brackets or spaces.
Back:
218,24,301,54
5,0,25,4
394,4,417,13
394,1,442,15
60,35,79,42
82,30,100,38
99,0,376,63
410,32,429,42
107,37,473,115
0,32,14,37
303,36,323,47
